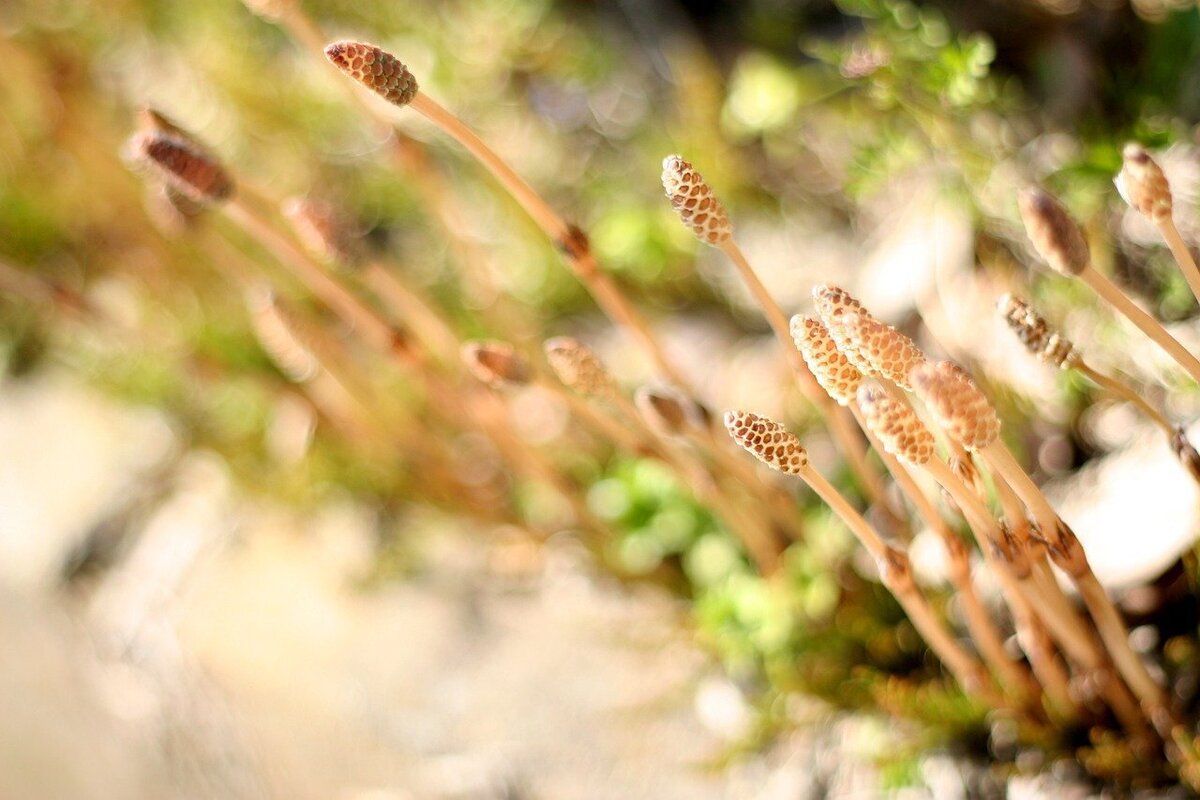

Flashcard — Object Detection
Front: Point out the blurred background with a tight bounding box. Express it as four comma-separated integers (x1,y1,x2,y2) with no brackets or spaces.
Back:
5,0,1200,797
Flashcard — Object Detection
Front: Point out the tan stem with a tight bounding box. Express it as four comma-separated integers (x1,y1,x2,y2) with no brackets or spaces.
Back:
225,199,605,538
925,458,1148,730
717,241,895,520
1007,586,1079,721
797,467,1000,703
224,199,403,355
1080,266,1200,383
362,262,461,362
1077,361,1175,436
928,463,1092,659
887,573,1002,706
981,440,1170,732
799,466,889,560
408,92,689,390
532,375,651,456
1159,217,1200,308
853,406,1037,702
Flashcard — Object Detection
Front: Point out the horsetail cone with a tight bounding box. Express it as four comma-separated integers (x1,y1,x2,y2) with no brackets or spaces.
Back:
812,284,865,322
856,385,936,467
1115,143,1172,221
724,411,808,475
1017,187,1089,277
543,337,617,398
997,294,1079,370
635,387,690,436
661,155,732,246
129,131,234,204
840,312,926,390
282,198,365,268
910,361,1000,451
138,108,207,150
247,290,320,383
791,315,863,406
324,42,419,108
811,284,872,373
461,341,531,388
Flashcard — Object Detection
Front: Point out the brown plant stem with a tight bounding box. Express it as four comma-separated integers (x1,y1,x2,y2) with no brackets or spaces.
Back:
798,466,1001,704
221,198,608,536
716,240,899,527
225,198,405,356
1159,217,1200,308
532,374,653,456
362,261,461,363
851,404,1039,705
921,458,1138,726
272,6,515,326
407,92,689,389
981,440,1172,735
1076,361,1174,435
1079,266,1200,383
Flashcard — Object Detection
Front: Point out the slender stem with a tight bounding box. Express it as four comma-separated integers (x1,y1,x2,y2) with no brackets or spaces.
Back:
926,458,1150,731
799,466,889,560
926,459,1092,665
1007,585,1079,721
798,467,1000,704
1159,217,1200,308
532,375,651,456
362,262,461,363
408,92,690,390
982,440,1170,732
889,580,1001,704
1077,360,1175,436
410,93,569,242
718,240,898,527
857,408,1038,703
225,199,608,538
1080,266,1200,383
718,240,793,346
225,199,403,355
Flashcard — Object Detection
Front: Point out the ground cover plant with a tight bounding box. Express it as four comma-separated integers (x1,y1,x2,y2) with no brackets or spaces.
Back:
7,0,1200,792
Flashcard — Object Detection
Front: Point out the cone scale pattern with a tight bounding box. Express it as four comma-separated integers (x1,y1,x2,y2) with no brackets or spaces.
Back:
325,42,419,108
910,361,1000,451
791,315,862,406
856,385,936,466
661,156,732,246
724,411,808,475
997,294,1079,370
841,312,926,391
811,284,873,374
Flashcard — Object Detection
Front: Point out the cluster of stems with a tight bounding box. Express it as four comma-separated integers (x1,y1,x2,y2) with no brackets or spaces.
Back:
98,11,1200,786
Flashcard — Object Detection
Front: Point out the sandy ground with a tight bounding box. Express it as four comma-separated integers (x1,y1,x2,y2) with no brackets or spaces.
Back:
0,372,896,799
5,371,1187,798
